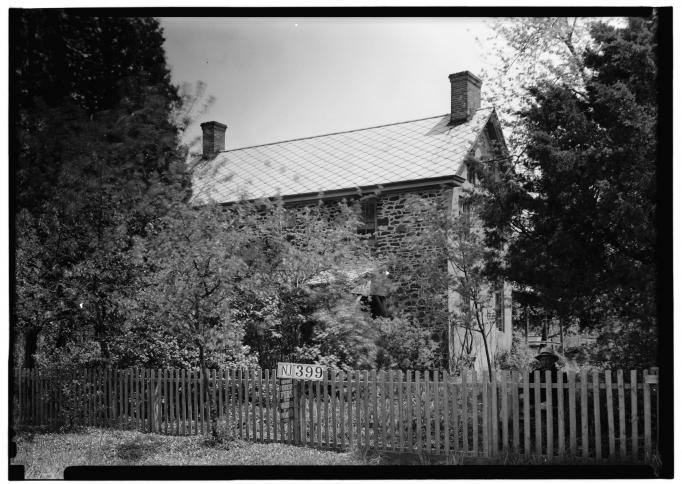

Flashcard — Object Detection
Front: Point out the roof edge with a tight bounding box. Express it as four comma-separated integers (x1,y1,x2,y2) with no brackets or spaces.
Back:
198,175,466,207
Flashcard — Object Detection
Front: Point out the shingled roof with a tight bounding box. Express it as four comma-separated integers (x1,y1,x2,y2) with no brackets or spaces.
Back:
191,107,494,205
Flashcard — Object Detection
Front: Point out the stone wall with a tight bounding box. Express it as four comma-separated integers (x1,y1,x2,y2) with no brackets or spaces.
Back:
373,187,453,321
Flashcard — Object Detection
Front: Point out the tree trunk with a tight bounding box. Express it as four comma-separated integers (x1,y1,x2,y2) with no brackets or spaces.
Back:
472,303,493,382
198,345,219,440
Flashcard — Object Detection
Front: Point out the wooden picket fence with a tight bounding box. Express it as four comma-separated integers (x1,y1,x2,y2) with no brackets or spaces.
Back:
13,367,658,462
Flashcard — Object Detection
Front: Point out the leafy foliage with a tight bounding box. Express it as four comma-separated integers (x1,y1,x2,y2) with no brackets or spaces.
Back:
12,13,190,369
478,17,658,349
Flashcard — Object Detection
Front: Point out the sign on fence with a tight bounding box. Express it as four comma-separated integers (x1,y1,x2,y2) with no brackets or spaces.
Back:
276,362,324,381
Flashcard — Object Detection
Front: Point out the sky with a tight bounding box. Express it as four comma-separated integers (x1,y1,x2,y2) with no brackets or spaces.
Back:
160,17,494,151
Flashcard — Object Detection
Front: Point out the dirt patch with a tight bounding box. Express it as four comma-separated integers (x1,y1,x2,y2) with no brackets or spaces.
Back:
115,436,160,462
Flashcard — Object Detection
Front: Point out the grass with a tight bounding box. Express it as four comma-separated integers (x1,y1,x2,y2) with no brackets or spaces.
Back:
11,428,365,479
12,427,661,478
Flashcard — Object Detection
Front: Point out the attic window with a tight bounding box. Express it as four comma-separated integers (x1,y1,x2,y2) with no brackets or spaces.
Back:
466,163,477,185
357,198,377,236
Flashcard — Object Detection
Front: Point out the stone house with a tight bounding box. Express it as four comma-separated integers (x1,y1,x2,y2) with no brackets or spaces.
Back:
191,71,512,372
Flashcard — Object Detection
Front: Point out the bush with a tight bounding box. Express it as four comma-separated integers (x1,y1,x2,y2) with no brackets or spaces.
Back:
375,316,440,370
495,335,538,373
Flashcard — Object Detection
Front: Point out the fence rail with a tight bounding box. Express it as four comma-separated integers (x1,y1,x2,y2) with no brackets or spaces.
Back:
13,367,658,462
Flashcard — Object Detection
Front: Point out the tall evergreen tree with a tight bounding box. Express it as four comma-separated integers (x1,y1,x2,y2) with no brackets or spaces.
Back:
478,16,658,354
11,11,190,368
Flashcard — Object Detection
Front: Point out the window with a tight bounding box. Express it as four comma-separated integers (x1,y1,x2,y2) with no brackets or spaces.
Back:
360,295,391,319
467,164,476,185
458,196,471,226
357,198,377,236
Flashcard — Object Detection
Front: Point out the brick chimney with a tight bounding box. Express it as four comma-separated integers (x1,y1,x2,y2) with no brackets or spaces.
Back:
200,121,227,158
448,71,482,124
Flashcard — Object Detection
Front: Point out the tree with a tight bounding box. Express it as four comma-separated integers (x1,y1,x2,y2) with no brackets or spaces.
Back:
12,12,190,368
229,199,380,370
477,17,658,350
478,16,617,160
399,190,503,379
138,197,381,437
138,202,258,439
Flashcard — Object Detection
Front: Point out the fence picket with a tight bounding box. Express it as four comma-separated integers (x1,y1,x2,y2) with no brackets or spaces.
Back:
346,371,352,449
501,371,509,453
471,371,479,456
630,370,638,459
167,370,174,435
481,374,488,457
155,370,161,432
83,368,88,427
107,369,112,426
256,369,263,442
511,371,519,454
433,371,439,453
568,372,576,455
312,373,320,446
251,369,258,441
308,376,315,446
332,370,338,447
491,370,498,456
371,369,379,450
522,372,530,455
580,369,589,458
443,375,450,455
643,369,651,458
131,369,136,430
141,368,145,431
37,370,42,426
406,371,413,451
363,370,370,450
121,370,126,427
264,370,270,442
182,369,188,436
140,369,144,432
198,369,205,435
355,370,362,448
557,370,565,459
420,370,424,451
605,369,615,458
232,369,238,441
241,370,247,440
545,370,553,459
120,370,125,426
617,370,626,459
322,370,329,447
462,370,470,454
414,371,421,451
340,371,346,448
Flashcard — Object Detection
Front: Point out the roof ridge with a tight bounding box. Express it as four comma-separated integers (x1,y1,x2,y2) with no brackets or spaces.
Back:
219,108,493,153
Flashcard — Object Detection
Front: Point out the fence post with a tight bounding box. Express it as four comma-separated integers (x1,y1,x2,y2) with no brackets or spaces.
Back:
292,379,301,444
643,369,652,459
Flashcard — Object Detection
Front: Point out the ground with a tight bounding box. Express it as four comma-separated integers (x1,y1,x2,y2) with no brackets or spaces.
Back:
11,428,365,479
